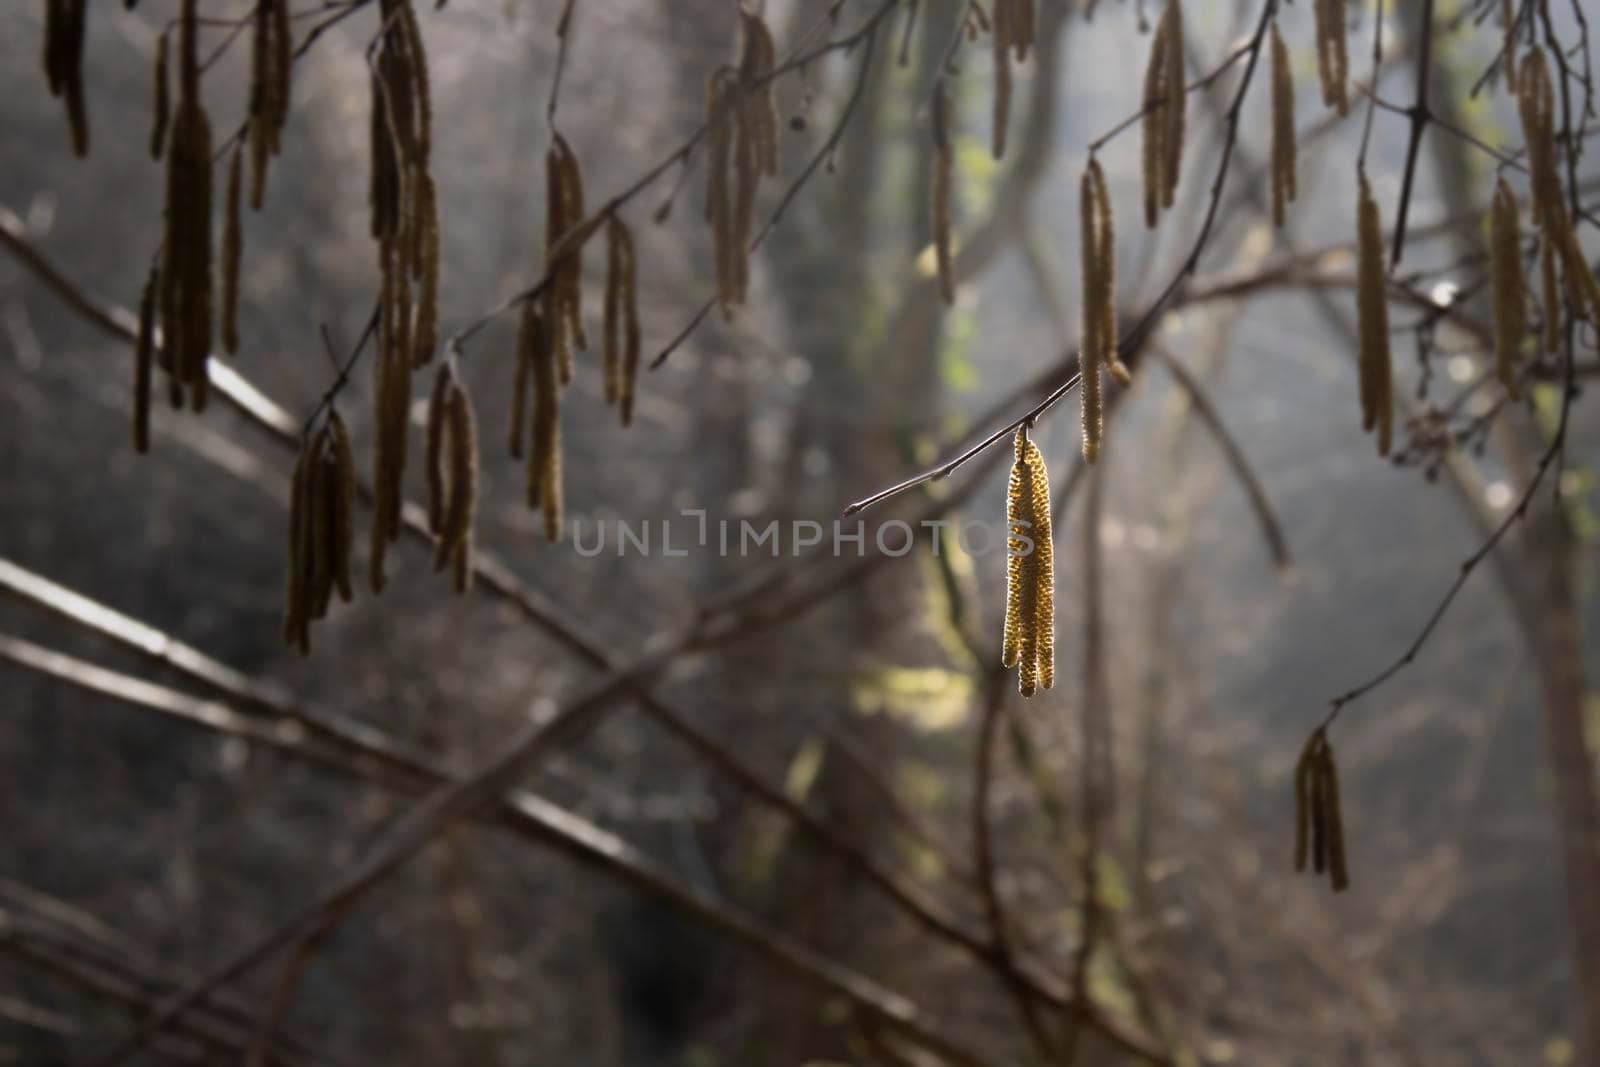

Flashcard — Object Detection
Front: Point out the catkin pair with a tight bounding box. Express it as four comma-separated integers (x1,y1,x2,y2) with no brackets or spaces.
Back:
1293,730,1350,891
283,413,357,653
158,0,214,413
1356,172,1392,457
1141,0,1186,228
1314,0,1349,116
603,215,642,426
705,11,779,320
1079,159,1126,466
517,300,564,543
990,0,1034,159
425,365,478,593
931,81,956,305
1269,23,1298,228
248,0,293,208
43,0,89,157
369,0,439,368
1002,430,1054,697
544,132,588,381
1489,178,1526,399
1516,49,1600,326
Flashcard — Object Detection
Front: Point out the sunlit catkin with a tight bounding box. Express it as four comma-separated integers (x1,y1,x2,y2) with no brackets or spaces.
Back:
134,268,156,454
150,33,169,160
1004,430,1054,697
1315,0,1349,116
222,142,243,355
931,82,956,306
1356,173,1392,457
1269,23,1297,228
1489,178,1525,399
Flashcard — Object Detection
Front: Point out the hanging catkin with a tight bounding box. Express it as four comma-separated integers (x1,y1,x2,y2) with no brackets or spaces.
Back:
327,410,355,604
159,0,214,413
931,81,956,306
604,215,641,425
222,142,243,355
544,133,589,381
1269,23,1297,228
431,378,478,594
989,0,1032,159
1315,0,1349,116
1003,430,1054,697
425,362,454,535
249,0,293,209
43,0,89,157
509,299,535,458
706,68,739,319
1293,730,1350,891
133,268,156,454
524,303,563,543
1489,178,1525,399
1142,0,1186,228
1356,172,1392,457
150,33,169,160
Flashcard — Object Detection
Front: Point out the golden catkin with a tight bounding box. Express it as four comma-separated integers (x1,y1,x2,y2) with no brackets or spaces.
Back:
543,133,588,381
134,268,156,454
425,363,453,535
1315,0,1349,116
1269,22,1297,228
1356,173,1392,457
931,82,956,306
1489,178,1525,399
150,33,169,160
222,142,243,355
1003,430,1054,697
327,410,355,603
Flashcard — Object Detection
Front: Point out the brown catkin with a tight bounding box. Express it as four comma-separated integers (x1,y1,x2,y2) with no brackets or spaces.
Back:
1318,741,1350,891
1489,178,1525,399
425,362,453,535
604,218,623,406
1356,172,1392,457
1540,228,1561,351
44,0,89,156
435,383,477,591
1293,743,1313,872
1315,0,1349,116
991,0,1013,160
307,438,334,621
1141,4,1174,228
150,33,169,160
222,142,243,355
509,298,535,458
134,268,156,454
1160,0,1185,211
1501,0,1519,95
1270,22,1297,228
556,136,587,354
283,437,314,652
604,215,641,426
1079,163,1109,465
619,222,642,428
412,173,439,366
327,410,355,603
525,303,563,542
931,81,956,306
160,0,213,413
1309,753,1327,874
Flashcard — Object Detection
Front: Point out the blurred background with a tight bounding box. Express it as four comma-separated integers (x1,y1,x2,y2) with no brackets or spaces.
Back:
1,1,1598,1064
